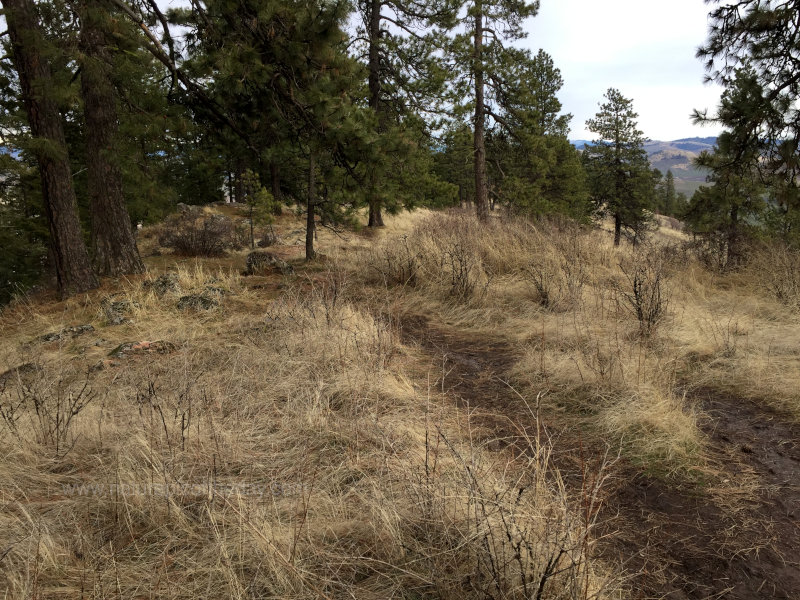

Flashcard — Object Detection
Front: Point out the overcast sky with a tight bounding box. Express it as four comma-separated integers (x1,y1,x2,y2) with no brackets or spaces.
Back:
522,0,726,141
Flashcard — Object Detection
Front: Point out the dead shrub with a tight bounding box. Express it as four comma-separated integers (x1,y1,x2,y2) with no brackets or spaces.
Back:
526,229,588,311
616,250,670,337
158,212,247,257
0,368,96,456
397,420,614,599
751,242,800,309
372,235,421,287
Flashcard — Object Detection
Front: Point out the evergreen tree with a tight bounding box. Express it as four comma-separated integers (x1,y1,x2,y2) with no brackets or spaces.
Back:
697,0,800,238
76,0,144,276
448,0,538,221
584,88,654,246
684,136,765,267
484,49,588,219
353,0,456,226
656,169,677,216
2,0,98,297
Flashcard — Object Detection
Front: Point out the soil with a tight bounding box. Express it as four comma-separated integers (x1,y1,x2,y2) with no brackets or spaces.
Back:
400,314,800,599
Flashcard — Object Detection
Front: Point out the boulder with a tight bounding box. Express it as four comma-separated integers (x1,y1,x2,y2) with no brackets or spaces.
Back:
143,272,180,297
38,324,95,343
109,340,177,359
177,294,219,311
244,251,295,276
102,298,140,325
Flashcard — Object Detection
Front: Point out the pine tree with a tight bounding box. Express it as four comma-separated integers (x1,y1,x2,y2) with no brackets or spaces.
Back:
77,1,144,276
584,88,654,246
2,0,98,297
354,0,456,226
484,49,588,219
697,0,800,238
448,0,539,221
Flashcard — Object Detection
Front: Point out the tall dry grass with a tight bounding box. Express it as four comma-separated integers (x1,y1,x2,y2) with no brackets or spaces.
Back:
0,241,615,598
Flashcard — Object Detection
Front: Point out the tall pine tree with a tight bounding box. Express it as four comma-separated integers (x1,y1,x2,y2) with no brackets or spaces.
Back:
584,88,654,246
448,0,538,221
2,0,98,297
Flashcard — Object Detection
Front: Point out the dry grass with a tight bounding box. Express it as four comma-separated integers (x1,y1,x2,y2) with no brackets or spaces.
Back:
0,207,617,599
4,205,800,598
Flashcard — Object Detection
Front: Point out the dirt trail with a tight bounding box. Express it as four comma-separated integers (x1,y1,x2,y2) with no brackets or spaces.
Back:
400,315,800,599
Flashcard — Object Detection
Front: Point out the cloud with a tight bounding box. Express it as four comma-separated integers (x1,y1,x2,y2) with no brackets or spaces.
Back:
521,0,725,140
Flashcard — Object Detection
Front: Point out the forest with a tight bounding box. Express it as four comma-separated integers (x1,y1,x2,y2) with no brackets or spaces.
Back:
0,0,797,302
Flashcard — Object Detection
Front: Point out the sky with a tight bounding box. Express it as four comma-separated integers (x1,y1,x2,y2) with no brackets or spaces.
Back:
522,0,726,141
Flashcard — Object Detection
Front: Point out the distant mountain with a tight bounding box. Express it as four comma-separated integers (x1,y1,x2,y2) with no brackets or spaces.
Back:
570,137,717,197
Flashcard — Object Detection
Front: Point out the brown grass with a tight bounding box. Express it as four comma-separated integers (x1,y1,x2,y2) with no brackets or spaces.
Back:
4,205,800,598
0,207,618,599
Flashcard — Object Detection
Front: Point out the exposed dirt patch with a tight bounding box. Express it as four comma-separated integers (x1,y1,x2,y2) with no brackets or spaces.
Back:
400,314,800,599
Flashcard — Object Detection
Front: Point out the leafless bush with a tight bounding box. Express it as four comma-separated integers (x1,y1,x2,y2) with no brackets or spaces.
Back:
158,212,247,257
372,235,420,287
684,232,752,273
443,240,486,300
616,251,670,337
752,243,800,309
399,418,614,600
522,222,589,311
0,371,96,456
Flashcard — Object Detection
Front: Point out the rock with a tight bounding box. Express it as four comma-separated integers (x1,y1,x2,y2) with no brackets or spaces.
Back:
0,363,37,388
257,231,279,248
38,324,95,343
143,272,180,297
101,298,139,325
109,340,177,359
177,294,219,311
176,203,201,214
203,286,226,298
244,251,295,276
90,359,120,372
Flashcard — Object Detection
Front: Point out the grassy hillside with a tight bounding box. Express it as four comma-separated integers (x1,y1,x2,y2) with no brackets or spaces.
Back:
2,205,799,599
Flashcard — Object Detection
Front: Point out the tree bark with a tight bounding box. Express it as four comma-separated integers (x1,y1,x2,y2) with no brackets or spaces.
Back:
306,152,316,261
79,2,144,277
366,0,385,227
473,4,489,222
368,200,385,227
613,213,622,246
269,161,282,214
3,0,99,298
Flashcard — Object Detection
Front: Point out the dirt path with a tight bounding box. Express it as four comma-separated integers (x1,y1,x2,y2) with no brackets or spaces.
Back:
400,315,800,599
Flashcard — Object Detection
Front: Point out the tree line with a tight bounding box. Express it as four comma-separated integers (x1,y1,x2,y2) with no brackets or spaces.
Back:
0,0,798,302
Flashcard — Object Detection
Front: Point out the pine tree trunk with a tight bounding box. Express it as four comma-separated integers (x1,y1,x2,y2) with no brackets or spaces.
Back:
79,3,144,277
614,213,622,246
366,0,386,228
269,161,282,214
234,159,244,204
306,152,316,261
3,0,98,298
473,5,489,223
368,200,384,227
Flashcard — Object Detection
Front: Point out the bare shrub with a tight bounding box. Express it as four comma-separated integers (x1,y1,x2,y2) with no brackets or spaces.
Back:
158,212,246,257
409,212,490,302
0,369,96,456
526,228,588,311
616,251,670,337
684,231,752,273
443,240,485,300
751,242,800,309
397,417,615,600
372,235,421,287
